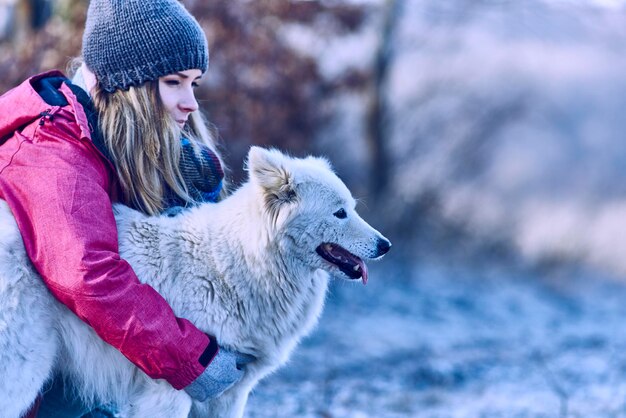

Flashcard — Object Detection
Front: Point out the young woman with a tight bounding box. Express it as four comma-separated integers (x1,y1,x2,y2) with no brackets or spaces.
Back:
0,0,252,416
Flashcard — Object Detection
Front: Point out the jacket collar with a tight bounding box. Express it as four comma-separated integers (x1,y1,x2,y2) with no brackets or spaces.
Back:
0,71,93,144
0,70,63,143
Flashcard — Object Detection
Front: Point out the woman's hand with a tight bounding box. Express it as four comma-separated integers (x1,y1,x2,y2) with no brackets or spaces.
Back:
184,347,256,401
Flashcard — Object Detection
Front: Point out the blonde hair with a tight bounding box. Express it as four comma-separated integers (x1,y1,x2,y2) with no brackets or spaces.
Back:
91,80,223,215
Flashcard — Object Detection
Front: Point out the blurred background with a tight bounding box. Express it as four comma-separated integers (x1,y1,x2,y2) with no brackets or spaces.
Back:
5,0,626,416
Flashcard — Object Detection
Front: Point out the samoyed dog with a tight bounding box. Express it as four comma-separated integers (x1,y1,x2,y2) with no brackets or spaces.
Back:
0,146,390,418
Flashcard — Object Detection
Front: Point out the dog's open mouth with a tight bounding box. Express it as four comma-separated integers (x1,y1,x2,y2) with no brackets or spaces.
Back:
316,243,368,284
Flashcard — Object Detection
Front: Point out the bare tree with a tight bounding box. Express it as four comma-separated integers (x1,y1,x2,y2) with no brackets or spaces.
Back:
366,0,401,195
186,0,368,181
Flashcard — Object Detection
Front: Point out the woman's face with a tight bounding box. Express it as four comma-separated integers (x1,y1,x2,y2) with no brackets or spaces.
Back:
158,69,203,129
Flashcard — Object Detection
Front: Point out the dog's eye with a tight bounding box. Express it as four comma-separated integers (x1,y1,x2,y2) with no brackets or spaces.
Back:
333,208,347,219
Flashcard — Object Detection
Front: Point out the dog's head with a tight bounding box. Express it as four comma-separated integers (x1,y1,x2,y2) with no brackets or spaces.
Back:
247,146,391,284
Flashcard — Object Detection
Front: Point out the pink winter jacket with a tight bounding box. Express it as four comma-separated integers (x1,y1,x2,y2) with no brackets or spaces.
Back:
0,71,217,390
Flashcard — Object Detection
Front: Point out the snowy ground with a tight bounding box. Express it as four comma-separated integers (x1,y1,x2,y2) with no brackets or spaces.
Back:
245,261,626,418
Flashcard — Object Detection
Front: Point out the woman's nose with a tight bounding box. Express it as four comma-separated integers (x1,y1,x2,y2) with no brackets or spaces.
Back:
180,89,199,113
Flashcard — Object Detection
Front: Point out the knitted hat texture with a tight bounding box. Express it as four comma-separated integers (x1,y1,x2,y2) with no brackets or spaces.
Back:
83,0,209,92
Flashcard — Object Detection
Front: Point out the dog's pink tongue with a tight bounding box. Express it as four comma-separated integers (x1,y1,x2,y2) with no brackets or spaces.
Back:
359,259,368,285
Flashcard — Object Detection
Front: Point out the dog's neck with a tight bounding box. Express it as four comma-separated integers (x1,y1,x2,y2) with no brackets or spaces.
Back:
127,184,329,358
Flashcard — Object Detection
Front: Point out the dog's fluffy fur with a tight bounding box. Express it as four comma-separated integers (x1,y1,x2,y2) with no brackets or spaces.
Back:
0,147,390,418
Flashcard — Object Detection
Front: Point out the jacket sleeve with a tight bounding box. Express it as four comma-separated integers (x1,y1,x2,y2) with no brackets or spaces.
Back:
0,109,217,390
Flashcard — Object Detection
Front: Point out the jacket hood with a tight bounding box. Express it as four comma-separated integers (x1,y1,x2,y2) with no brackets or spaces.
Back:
0,70,66,143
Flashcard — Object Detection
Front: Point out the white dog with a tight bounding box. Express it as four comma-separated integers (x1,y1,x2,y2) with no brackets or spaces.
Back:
0,146,390,418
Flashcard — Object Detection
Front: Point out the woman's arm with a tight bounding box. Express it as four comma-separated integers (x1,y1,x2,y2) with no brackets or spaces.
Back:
0,107,215,390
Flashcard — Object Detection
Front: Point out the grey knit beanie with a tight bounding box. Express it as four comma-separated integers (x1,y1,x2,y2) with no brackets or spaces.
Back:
83,0,209,93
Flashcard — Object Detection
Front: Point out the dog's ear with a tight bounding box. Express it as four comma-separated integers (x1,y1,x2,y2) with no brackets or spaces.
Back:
247,146,297,211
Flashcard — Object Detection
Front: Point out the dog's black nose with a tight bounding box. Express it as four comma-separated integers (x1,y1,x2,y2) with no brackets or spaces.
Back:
376,238,391,256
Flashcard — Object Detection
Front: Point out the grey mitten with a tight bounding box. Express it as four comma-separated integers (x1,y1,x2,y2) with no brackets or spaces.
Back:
184,347,256,401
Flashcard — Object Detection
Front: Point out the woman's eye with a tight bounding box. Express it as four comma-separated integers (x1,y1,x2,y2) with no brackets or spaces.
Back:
333,208,347,219
192,82,200,88
164,79,180,86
